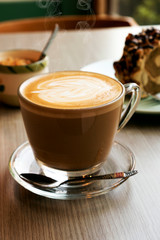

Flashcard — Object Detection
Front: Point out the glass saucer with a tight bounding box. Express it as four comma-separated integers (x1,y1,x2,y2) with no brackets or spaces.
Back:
9,141,136,200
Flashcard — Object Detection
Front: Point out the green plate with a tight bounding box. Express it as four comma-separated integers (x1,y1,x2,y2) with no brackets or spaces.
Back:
135,96,160,114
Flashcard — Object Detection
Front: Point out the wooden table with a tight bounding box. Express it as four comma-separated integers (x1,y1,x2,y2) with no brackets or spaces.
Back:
1,26,160,240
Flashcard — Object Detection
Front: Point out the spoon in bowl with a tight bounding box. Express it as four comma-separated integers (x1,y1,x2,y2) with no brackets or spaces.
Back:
20,170,138,189
38,23,59,61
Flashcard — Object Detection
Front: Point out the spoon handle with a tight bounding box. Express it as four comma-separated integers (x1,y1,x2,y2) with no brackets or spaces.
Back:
65,170,138,184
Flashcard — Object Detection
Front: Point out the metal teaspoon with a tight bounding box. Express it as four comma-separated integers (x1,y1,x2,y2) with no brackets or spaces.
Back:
38,23,59,60
20,170,138,189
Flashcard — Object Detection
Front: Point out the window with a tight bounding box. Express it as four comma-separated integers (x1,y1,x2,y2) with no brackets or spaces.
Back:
114,0,160,25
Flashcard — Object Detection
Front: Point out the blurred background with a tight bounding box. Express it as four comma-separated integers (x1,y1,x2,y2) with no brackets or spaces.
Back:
0,0,159,25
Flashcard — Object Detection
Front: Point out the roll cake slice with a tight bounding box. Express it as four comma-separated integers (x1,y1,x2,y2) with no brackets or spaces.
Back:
113,28,160,97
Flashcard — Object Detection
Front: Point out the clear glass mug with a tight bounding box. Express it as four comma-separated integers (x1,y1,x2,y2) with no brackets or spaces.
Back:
18,71,141,181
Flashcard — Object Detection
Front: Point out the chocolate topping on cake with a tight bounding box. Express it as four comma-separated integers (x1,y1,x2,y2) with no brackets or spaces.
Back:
114,28,160,97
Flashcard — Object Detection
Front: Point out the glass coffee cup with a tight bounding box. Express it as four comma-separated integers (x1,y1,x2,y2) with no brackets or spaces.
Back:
18,71,140,181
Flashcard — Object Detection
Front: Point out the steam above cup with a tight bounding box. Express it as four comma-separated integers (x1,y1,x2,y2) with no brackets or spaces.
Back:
0,49,49,107
18,71,140,180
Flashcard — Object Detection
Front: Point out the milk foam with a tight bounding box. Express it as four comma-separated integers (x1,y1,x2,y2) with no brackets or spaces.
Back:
23,73,122,109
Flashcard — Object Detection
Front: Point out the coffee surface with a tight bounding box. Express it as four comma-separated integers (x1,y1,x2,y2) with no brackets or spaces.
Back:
23,72,122,109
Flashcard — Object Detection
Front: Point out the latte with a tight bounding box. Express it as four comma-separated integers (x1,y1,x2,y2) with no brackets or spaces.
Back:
22,71,122,109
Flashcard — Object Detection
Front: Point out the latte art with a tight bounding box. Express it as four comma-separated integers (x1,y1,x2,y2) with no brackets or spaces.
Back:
32,77,113,107
23,72,122,109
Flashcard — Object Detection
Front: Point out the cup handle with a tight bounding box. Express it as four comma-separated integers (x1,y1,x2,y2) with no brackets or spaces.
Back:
118,83,141,131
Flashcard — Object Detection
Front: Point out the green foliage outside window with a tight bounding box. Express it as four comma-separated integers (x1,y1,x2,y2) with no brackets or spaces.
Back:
119,0,160,25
